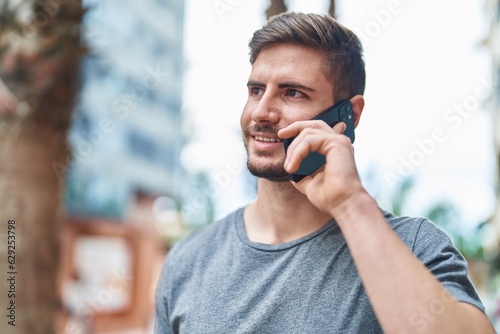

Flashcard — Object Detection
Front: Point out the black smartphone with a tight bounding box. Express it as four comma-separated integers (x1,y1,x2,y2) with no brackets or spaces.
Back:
283,100,355,182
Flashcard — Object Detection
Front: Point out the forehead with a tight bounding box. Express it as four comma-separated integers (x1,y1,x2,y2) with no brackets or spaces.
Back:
250,44,332,88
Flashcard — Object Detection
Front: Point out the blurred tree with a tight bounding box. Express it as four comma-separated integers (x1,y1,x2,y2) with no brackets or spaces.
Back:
266,0,287,19
328,0,336,17
385,176,486,261
265,0,336,19
0,1,84,333
388,176,414,217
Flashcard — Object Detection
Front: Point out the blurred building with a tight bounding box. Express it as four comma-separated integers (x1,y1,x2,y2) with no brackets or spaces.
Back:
57,1,185,333
65,0,185,219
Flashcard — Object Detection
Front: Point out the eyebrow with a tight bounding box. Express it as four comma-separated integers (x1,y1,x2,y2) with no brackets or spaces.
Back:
247,81,315,92
247,81,265,88
279,82,315,92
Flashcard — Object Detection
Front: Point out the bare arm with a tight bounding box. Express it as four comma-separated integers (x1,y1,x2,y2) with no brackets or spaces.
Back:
332,191,492,333
278,120,494,333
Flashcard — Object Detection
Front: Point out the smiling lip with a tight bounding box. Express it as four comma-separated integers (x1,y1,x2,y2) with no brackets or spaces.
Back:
253,135,283,143
250,134,283,151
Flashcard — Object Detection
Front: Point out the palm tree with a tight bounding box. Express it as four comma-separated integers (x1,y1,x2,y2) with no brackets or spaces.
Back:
0,1,84,333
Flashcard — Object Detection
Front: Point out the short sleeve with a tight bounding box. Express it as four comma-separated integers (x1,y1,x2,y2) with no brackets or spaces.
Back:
412,218,485,313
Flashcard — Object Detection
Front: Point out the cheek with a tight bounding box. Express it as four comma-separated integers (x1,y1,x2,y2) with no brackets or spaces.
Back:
282,110,313,125
240,102,252,128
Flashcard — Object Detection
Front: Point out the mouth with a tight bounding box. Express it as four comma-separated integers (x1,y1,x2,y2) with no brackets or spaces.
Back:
254,136,283,143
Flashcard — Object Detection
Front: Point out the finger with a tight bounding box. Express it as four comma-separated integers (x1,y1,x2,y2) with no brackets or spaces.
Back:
284,125,342,164
278,120,334,139
284,133,327,173
332,122,347,135
285,133,351,173
283,127,324,170
290,165,326,197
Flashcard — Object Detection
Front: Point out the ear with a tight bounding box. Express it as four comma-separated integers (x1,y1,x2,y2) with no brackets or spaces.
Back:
349,95,364,128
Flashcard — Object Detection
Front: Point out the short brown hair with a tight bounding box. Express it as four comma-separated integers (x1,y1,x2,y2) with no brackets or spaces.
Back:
249,12,365,101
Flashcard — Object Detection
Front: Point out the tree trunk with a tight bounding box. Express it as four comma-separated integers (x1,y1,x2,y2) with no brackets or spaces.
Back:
0,1,83,333
266,0,287,20
329,0,336,18
265,0,336,20
0,120,70,333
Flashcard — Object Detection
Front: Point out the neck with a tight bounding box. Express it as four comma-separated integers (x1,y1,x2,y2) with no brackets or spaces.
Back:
244,178,333,244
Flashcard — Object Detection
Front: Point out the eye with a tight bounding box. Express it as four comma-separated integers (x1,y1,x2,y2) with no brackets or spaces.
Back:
249,87,263,96
286,89,304,98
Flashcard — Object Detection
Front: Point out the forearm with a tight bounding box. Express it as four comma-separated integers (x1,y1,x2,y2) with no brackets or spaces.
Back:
331,190,493,333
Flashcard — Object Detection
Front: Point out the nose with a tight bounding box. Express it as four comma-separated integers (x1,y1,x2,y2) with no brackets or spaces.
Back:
252,92,280,125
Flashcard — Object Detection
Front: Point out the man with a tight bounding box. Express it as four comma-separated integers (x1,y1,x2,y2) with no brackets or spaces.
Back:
155,12,494,333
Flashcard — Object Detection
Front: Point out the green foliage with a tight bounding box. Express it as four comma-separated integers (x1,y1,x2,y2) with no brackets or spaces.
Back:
426,202,486,261
385,176,486,261
389,176,414,217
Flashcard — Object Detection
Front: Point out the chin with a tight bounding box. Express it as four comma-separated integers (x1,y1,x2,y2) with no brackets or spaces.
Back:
247,159,289,182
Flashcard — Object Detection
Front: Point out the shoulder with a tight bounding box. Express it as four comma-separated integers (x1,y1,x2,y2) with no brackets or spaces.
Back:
382,209,452,253
382,209,485,312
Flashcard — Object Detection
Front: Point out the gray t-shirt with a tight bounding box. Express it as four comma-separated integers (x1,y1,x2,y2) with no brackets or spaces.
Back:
155,207,484,334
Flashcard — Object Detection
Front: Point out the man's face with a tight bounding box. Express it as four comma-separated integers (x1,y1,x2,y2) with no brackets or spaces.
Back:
241,44,335,182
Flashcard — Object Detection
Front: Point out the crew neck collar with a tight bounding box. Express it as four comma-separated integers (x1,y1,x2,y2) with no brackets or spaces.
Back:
234,207,338,252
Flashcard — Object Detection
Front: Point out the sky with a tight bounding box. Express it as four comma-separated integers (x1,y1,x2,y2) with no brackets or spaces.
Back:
181,0,497,230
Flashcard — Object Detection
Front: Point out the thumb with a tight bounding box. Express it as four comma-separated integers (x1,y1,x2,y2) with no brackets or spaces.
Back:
332,122,347,134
